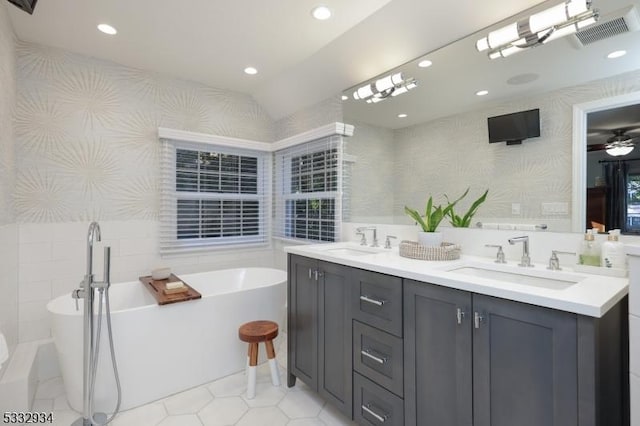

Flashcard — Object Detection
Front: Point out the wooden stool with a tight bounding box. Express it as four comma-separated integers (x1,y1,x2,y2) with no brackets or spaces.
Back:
238,320,280,399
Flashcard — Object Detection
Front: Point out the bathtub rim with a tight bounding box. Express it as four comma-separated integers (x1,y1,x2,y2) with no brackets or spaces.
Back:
47,267,287,317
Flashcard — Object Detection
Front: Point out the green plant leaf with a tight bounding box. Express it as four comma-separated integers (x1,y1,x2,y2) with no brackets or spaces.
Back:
424,196,433,230
404,206,429,232
446,189,489,228
460,189,489,226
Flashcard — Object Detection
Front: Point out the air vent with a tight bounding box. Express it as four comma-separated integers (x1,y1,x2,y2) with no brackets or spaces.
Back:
573,5,640,47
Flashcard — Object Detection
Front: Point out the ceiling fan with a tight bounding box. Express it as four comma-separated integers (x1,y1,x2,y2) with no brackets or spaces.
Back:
587,128,640,157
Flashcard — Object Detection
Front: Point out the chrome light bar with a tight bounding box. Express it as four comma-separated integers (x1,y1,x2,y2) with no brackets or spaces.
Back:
353,72,418,103
476,0,598,59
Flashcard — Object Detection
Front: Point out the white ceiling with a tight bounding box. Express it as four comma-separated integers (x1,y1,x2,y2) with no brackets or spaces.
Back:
6,0,547,120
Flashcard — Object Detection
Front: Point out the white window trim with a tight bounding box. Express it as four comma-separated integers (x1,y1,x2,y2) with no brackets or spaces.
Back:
274,136,344,243
160,139,271,255
158,122,354,253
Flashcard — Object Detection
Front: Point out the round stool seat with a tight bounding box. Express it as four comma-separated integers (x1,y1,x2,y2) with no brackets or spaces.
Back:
239,320,278,343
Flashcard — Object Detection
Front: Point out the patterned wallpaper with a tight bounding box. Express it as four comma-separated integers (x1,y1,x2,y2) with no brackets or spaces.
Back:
0,3,15,226
15,42,276,223
347,120,395,222
384,69,640,226
274,95,343,140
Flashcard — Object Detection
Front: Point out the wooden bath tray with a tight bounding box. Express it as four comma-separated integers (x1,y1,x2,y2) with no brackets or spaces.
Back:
139,274,202,306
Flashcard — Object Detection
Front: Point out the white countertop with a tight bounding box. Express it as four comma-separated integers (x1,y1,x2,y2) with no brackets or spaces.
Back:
285,242,629,318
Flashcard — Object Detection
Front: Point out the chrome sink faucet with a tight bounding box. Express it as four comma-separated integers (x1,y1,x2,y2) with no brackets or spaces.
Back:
508,235,533,267
356,226,378,247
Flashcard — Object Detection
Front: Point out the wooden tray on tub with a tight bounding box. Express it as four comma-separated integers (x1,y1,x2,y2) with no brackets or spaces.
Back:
139,274,202,306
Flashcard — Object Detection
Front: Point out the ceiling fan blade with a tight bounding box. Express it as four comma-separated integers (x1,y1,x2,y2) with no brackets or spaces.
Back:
587,144,606,152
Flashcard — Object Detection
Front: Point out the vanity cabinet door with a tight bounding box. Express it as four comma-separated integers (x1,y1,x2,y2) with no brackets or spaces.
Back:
404,280,473,426
472,294,578,426
318,260,353,416
288,254,319,390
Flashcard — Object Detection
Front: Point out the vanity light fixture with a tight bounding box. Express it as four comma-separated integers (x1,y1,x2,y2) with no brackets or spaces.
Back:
476,0,598,59
476,90,489,96
352,72,418,103
398,113,408,118
311,5,332,20
244,67,258,75
607,50,627,59
97,24,117,35
418,59,433,68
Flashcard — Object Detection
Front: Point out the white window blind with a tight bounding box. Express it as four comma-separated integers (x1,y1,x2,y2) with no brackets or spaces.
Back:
160,138,271,255
274,136,344,242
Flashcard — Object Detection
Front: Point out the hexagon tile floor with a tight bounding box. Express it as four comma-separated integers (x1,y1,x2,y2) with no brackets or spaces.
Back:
31,334,356,426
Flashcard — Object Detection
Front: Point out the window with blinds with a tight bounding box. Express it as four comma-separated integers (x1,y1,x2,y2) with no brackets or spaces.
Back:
160,139,270,254
274,136,343,242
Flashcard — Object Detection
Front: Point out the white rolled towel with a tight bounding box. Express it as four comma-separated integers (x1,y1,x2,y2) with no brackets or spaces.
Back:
0,332,8,369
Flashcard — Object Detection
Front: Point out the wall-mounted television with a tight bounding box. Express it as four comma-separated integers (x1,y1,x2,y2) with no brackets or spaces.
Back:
7,0,37,14
488,108,540,145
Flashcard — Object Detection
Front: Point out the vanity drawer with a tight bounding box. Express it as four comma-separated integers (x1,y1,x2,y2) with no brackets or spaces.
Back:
354,372,404,426
352,269,403,337
353,320,403,397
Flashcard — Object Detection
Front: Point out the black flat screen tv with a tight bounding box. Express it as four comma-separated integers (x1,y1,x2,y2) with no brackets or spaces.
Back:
488,108,540,145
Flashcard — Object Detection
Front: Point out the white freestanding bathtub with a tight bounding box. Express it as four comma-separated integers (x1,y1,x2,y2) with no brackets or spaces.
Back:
47,268,287,412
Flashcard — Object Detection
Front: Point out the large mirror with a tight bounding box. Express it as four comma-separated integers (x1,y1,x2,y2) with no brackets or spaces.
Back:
342,0,640,233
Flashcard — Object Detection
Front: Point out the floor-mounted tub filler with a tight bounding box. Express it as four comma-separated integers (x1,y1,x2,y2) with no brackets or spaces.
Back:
67,222,122,426
48,257,287,417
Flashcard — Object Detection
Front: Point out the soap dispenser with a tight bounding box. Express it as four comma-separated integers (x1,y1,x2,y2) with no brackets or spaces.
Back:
578,229,601,266
601,229,625,269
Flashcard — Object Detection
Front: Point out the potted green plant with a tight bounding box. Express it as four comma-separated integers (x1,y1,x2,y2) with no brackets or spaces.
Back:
446,189,489,228
404,190,467,247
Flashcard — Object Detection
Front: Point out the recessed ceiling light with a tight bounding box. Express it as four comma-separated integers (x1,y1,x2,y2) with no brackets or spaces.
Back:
607,50,627,59
341,95,348,101
476,90,489,96
418,60,433,68
398,113,408,118
244,67,258,75
97,24,117,35
311,5,332,20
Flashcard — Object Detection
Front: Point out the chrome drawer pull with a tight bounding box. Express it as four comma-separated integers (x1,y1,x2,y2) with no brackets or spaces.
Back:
361,349,387,364
474,312,484,329
360,295,385,306
362,404,387,423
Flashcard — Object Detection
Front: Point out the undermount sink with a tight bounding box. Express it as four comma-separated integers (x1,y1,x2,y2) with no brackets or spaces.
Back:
323,247,381,257
446,264,584,290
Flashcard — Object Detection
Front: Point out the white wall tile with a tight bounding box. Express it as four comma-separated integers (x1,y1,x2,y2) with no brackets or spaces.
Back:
18,319,51,342
51,277,80,299
19,224,56,244
18,261,54,283
119,237,157,256
18,300,49,323
19,242,52,264
18,280,52,303
51,240,84,261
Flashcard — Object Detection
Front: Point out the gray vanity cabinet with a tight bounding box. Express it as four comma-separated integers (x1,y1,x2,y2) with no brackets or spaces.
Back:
404,279,628,426
287,254,353,417
404,280,473,426
472,294,578,426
